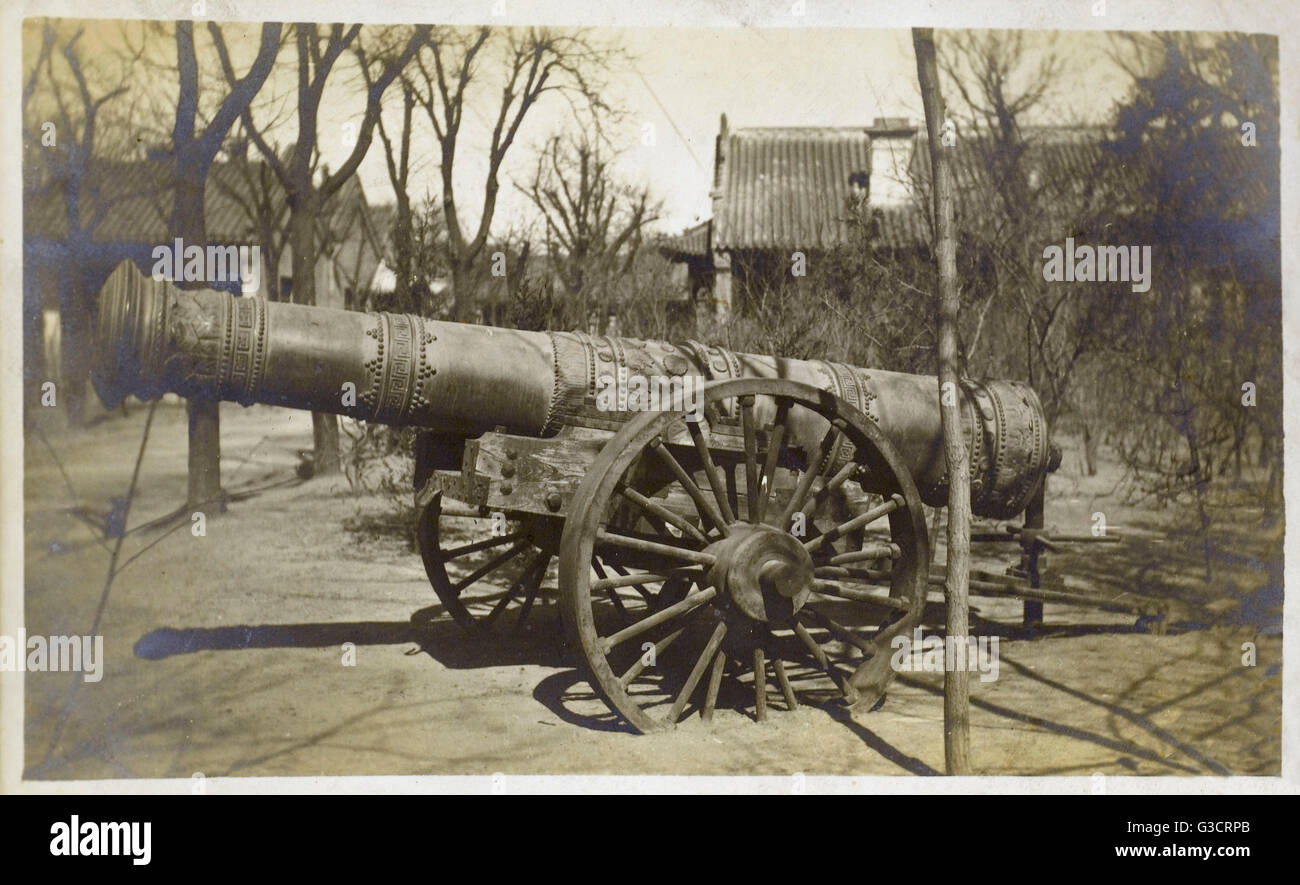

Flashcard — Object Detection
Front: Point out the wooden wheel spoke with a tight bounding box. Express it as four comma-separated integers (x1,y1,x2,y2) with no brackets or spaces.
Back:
793,620,830,669
513,553,551,629
483,554,536,623
804,494,903,553
753,647,768,722
813,580,911,611
815,564,891,584
825,542,901,566
591,558,631,620
793,618,861,702
451,537,534,595
667,621,728,724
617,484,710,546
740,396,761,522
801,460,859,518
609,562,662,605
686,419,737,525
595,529,717,566
702,650,727,722
443,531,528,559
774,658,798,710
591,567,698,594
757,398,792,523
618,626,686,687
600,586,717,653
779,427,842,529
724,463,741,529
484,551,546,626
638,510,674,541
803,607,876,655
649,440,730,536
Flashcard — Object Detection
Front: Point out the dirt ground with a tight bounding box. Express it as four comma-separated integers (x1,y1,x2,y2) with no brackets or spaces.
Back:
16,401,1283,779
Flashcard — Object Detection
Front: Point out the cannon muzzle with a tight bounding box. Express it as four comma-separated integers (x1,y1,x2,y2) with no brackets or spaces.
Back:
93,261,1052,519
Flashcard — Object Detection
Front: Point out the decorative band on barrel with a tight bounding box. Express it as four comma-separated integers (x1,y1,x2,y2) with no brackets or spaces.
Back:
963,379,1049,519
360,312,434,424
219,293,268,405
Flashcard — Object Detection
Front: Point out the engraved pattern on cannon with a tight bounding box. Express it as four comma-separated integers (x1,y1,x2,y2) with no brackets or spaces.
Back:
155,291,268,404
360,312,436,424
162,293,222,397
989,380,1048,516
223,295,268,404
822,361,882,469
953,379,1049,519
547,331,722,432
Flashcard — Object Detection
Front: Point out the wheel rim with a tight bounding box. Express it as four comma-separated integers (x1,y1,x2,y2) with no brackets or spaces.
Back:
416,494,557,636
559,378,929,733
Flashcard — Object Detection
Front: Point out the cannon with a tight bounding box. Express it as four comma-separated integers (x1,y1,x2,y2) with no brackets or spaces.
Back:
92,264,1058,733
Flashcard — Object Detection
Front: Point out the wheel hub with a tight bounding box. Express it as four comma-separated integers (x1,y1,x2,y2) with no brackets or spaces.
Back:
707,524,814,623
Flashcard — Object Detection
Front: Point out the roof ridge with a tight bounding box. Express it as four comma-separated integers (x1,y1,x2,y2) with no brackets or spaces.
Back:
731,126,870,134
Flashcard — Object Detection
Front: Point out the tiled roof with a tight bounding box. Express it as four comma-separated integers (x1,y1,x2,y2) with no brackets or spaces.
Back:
906,128,1108,226
865,203,931,251
713,127,872,251
707,126,1109,253
24,157,376,248
657,220,711,259
24,159,268,244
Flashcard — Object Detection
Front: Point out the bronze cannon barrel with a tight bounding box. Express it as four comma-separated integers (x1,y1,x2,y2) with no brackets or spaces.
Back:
92,267,1053,519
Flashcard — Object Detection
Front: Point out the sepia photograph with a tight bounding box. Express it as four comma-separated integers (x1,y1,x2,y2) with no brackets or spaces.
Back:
3,0,1290,793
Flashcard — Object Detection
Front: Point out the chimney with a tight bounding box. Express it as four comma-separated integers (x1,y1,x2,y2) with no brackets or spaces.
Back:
870,116,916,134
712,112,728,195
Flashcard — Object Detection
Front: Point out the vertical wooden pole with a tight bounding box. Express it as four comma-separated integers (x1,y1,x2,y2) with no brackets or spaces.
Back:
1021,482,1046,630
712,250,733,319
913,28,972,775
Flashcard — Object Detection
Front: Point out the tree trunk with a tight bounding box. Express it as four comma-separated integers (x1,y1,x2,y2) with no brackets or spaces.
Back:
1232,422,1245,482
264,242,282,302
59,271,89,428
187,398,224,509
172,172,225,505
290,201,340,475
451,259,477,324
311,411,341,475
24,266,47,419
1264,438,1282,524
915,27,972,776
507,241,531,303
1082,421,1098,477
393,196,413,311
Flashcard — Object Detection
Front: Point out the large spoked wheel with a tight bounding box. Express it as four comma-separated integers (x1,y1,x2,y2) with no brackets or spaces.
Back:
416,491,559,636
559,378,929,734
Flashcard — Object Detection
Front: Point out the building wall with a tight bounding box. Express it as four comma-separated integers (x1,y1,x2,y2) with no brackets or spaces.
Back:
276,247,341,309
869,133,916,206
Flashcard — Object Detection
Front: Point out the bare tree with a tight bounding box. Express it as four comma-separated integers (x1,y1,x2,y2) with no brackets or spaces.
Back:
217,23,429,474
217,131,292,300
22,23,134,425
168,23,282,253
1089,33,1282,531
409,27,619,322
518,132,658,324
927,30,1110,457
367,48,421,311
166,21,282,508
